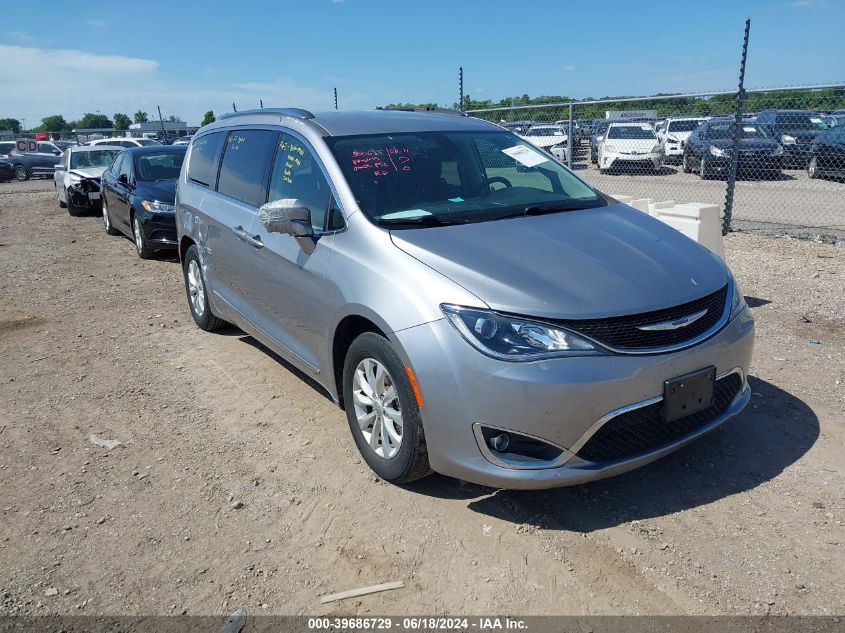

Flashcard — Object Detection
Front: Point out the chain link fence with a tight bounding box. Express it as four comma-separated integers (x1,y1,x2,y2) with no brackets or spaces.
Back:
465,84,845,241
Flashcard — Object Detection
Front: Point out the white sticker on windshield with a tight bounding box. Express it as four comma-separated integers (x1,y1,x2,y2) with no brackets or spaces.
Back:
743,126,756,132
502,144,548,167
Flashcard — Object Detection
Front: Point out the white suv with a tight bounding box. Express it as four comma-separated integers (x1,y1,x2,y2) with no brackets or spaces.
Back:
598,123,663,173
657,117,708,163
85,137,162,148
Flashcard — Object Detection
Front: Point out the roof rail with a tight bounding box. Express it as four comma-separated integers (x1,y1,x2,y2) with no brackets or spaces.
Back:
219,108,315,121
383,106,468,117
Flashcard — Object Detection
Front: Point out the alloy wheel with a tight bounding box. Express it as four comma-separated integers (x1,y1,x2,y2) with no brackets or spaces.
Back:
807,157,817,179
133,217,144,253
186,259,206,318
352,358,403,459
13,165,27,181
102,201,111,231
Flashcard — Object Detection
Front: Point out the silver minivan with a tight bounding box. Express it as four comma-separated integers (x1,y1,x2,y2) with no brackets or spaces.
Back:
175,108,754,489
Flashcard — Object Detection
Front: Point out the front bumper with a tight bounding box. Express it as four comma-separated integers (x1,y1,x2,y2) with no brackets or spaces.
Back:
392,308,754,489
600,152,662,170
706,155,783,175
67,183,103,209
137,208,178,248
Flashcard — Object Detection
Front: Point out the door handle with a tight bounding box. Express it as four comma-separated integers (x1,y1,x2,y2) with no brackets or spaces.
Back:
233,225,263,249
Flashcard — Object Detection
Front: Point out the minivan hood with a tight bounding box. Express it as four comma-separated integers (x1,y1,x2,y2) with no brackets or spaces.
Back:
390,204,727,320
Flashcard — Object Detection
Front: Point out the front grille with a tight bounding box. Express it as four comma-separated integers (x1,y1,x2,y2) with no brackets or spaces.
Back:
552,284,728,350
577,372,743,463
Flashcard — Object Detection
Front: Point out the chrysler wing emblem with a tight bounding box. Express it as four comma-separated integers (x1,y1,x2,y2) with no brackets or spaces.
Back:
637,308,708,331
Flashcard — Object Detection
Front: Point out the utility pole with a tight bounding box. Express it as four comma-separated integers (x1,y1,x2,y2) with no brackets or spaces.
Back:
458,66,464,112
157,105,166,141
723,18,751,235
334,87,338,110
232,102,237,112
260,99,264,109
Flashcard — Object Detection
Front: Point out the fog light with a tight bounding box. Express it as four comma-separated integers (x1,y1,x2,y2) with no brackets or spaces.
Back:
489,433,510,452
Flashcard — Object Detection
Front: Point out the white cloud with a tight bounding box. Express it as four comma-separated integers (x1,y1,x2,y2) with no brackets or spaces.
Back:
563,65,576,72
0,45,369,127
85,19,107,27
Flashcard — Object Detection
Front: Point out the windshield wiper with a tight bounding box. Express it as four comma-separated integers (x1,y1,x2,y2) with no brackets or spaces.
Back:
495,201,599,220
375,215,459,227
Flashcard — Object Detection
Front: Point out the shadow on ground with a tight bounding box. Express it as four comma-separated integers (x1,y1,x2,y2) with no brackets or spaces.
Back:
408,377,818,530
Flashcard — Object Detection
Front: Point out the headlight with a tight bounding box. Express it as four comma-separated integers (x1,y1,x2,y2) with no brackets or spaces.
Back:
68,173,83,184
603,144,617,152
729,274,746,320
441,304,604,361
141,200,175,213
709,145,728,157
781,134,796,145
772,145,784,156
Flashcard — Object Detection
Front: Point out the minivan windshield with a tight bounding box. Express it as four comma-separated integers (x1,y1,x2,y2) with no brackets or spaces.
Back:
775,113,827,130
325,130,605,227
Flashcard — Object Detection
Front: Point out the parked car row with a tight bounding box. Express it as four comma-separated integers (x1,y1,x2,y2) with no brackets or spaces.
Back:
52,107,755,491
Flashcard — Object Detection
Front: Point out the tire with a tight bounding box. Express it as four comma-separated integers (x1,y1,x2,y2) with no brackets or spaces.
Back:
682,152,691,173
699,156,711,180
342,332,432,484
13,164,29,182
807,156,818,179
131,213,154,259
58,191,66,208
102,198,119,235
182,244,227,331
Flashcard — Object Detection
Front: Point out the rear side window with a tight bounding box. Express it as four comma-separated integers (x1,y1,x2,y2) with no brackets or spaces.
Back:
217,130,278,207
188,132,226,187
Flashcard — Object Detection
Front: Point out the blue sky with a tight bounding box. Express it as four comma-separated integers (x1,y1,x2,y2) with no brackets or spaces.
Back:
2,0,843,127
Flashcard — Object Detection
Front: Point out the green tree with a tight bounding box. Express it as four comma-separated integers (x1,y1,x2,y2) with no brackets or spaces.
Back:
166,114,182,123
113,113,132,130
133,111,149,123
38,114,68,132
0,118,21,134
77,113,112,129
200,110,216,126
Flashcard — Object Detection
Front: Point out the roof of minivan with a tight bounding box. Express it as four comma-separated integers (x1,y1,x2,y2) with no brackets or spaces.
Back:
214,109,501,137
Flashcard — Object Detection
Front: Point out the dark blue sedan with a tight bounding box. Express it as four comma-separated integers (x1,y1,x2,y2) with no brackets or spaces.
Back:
100,145,186,258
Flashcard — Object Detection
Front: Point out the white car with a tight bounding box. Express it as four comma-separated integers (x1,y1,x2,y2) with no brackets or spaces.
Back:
85,137,162,148
518,125,569,162
53,145,122,216
656,117,708,163
598,123,663,172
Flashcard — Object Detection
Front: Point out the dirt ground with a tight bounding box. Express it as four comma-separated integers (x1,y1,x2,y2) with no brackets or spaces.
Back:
0,179,843,617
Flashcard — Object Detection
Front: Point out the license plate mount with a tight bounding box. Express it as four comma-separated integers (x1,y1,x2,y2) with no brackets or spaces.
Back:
88,192,101,200
663,367,716,423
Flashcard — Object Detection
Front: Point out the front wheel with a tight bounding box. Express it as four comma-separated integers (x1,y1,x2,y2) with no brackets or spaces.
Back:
699,156,711,180
182,244,227,331
342,332,432,484
57,186,66,208
807,156,818,179
13,164,29,182
132,214,154,259
682,152,691,173
102,199,120,235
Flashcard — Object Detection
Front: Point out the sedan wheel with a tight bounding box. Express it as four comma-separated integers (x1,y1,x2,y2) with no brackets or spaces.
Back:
807,156,818,179
102,199,119,235
132,215,153,259
682,152,690,173
352,358,404,459
13,165,28,181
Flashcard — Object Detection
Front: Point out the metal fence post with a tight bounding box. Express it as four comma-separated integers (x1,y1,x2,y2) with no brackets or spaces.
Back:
723,18,751,235
567,103,574,169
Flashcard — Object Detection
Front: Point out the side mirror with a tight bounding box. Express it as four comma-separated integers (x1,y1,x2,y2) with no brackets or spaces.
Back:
53,150,62,156
54,164,63,171
258,198,315,254
119,174,129,185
